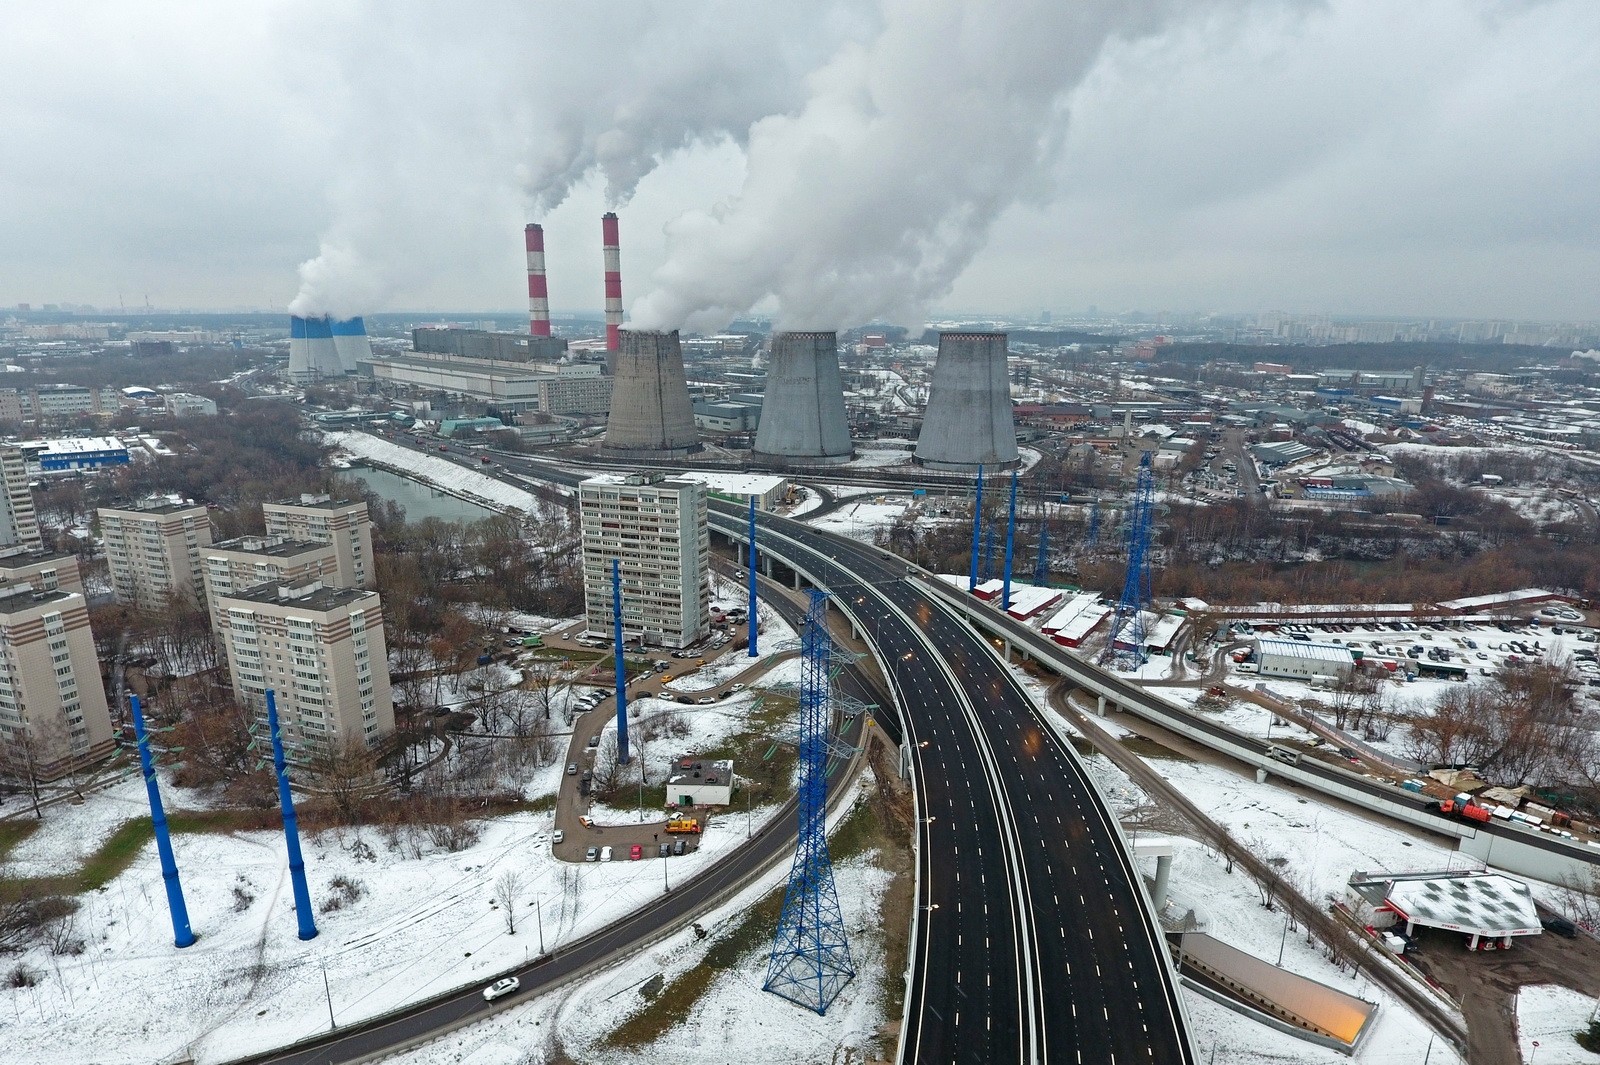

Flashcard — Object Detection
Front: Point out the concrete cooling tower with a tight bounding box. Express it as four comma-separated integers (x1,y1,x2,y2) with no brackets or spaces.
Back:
287,315,345,382
603,330,700,456
913,331,1019,472
752,331,853,466
330,317,371,373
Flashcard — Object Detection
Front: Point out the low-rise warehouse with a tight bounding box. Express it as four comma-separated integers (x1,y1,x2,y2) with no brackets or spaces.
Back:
668,756,734,807
1253,637,1355,682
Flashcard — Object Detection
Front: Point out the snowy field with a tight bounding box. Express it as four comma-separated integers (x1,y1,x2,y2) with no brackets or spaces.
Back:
326,431,544,514
386,782,892,1065
1,773,771,1065
1516,985,1599,1063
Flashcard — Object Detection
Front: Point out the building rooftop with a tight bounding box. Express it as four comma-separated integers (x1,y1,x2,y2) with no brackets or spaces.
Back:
223,580,376,613
0,586,77,614
21,436,126,454
0,546,75,567
1256,637,1356,662
266,493,366,511
1352,870,1541,938
209,536,331,560
101,498,204,516
667,757,733,784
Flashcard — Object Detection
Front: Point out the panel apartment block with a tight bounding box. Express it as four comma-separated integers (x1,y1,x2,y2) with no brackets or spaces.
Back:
263,495,374,590
98,500,213,610
579,474,710,649
215,581,394,756
0,446,42,552
0,547,84,597
202,536,341,627
0,588,114,779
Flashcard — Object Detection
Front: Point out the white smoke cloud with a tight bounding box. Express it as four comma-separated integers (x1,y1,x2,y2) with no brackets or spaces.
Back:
287,0,863,317
630,0,1199,333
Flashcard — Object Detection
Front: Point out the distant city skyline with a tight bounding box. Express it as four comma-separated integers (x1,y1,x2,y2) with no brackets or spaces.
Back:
3,2,1597,325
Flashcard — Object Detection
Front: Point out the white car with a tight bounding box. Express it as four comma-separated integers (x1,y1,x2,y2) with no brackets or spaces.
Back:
483,976,520,1002
553,829,564,844
600,845,613,862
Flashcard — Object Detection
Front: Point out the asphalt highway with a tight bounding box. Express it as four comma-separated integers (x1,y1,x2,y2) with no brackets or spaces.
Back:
713,509,1193,1065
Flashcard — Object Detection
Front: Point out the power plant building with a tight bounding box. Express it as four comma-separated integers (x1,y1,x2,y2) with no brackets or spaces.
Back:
752,331,853,465
287,316,347,382
579,474,710,649
914,331,1019,472
0,588,115,779
215,580,395,755
603,330,699,456
362,351,609,414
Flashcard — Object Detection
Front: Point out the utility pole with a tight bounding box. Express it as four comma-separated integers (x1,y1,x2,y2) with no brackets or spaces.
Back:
535,896,545,955
321,962,335,1030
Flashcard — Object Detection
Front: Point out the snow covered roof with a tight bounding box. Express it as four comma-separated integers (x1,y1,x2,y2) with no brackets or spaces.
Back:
1378,872,1541,937
1256,637,1355,663
1437,588,1559,611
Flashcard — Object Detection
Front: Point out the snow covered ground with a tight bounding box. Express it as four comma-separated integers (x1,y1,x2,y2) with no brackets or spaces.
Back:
0,772,773,1065
1515,985,1598,1063
386,782,892,1065
326,431,544,514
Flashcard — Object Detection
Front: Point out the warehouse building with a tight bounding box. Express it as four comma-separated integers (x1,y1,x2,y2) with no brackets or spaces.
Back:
1253,637,1355,682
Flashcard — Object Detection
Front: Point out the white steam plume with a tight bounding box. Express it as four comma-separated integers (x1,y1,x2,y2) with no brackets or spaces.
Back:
630,0,1184,333
287,1,863,317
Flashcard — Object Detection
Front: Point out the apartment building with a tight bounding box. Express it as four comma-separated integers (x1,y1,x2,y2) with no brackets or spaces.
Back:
579,473,710,649
0,588,114,779
201,536,340,624
0,446,41,552
215,580,394,756
0,547,84,597
98,500,213,610
0,384,121,423
263,495,374,590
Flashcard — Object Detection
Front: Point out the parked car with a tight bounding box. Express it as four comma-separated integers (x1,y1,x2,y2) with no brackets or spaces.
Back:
630,844,643,861
483,976,520,1002
566,762,578,775
585,846,599,862
600,846,613,862
673,839,687,856
587,733,601,748
658,842,670,857
553,829,564,844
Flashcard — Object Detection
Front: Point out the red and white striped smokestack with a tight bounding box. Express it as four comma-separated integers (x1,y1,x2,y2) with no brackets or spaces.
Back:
525,223,551,337
602,212,623,354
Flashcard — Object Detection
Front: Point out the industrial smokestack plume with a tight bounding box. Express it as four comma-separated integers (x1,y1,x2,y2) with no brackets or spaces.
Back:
752,331,853,466
602,212,623,367
525,223,551,337
286,315,346,383
914,331,1019,472
330,317,371,373
603,329,699,456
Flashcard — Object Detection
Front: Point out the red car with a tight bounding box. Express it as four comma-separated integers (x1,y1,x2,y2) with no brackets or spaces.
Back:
630,844,642,861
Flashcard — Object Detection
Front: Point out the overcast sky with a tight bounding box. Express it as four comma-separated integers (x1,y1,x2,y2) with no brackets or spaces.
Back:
2,0,1596,325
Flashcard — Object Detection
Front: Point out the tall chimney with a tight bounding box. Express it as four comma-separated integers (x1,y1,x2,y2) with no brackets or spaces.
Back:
525,223,551,337
602,212,623,366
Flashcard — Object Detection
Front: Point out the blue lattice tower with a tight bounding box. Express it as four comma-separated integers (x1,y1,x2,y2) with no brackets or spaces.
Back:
1034,519,1051,586
1101,452,1156,668
764,589,856,1014
982,522,996,581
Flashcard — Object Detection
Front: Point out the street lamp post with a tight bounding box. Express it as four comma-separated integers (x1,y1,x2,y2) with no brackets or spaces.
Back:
535,895,545,955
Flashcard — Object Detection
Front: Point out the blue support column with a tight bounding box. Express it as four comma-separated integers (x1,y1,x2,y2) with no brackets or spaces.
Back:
748,495,759,658
129,695,194,948
1001,471,1019,610
612,559,631,764
967,464,984,592
1034,520,1051,586
266,690,318,941
983,523,995,581
764,590,855,1013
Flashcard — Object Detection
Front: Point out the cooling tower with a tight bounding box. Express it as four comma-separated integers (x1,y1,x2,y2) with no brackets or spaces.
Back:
287,315,345,382
913,331,1019,472
603,330,700,456
330,317,370,373
752,331,853,466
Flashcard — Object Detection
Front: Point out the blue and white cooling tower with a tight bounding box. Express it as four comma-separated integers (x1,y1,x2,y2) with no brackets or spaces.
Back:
288,315,364,381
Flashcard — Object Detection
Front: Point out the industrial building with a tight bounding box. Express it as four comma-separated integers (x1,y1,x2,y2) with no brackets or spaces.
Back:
331,317,372,373
603,330,699,456
165,393,218,418
287,315,346,382
0,547,83,597
22,436,130,472
672,471,789,512
579,474,710,649
752,331,853,465
362,351,609,414
98,499,213,610
214,580,395,755
668,756,734,807
412,326,568,363
1253,637,1355,682
263,495,375,591
914,331,1019,471
0,446,41,552
0,587,114,778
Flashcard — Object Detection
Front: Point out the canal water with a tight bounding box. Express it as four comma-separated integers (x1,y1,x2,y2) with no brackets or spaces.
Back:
339,464,497,524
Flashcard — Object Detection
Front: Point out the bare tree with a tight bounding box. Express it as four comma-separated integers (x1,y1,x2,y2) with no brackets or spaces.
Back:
308,737,381,825
494,869,525,935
